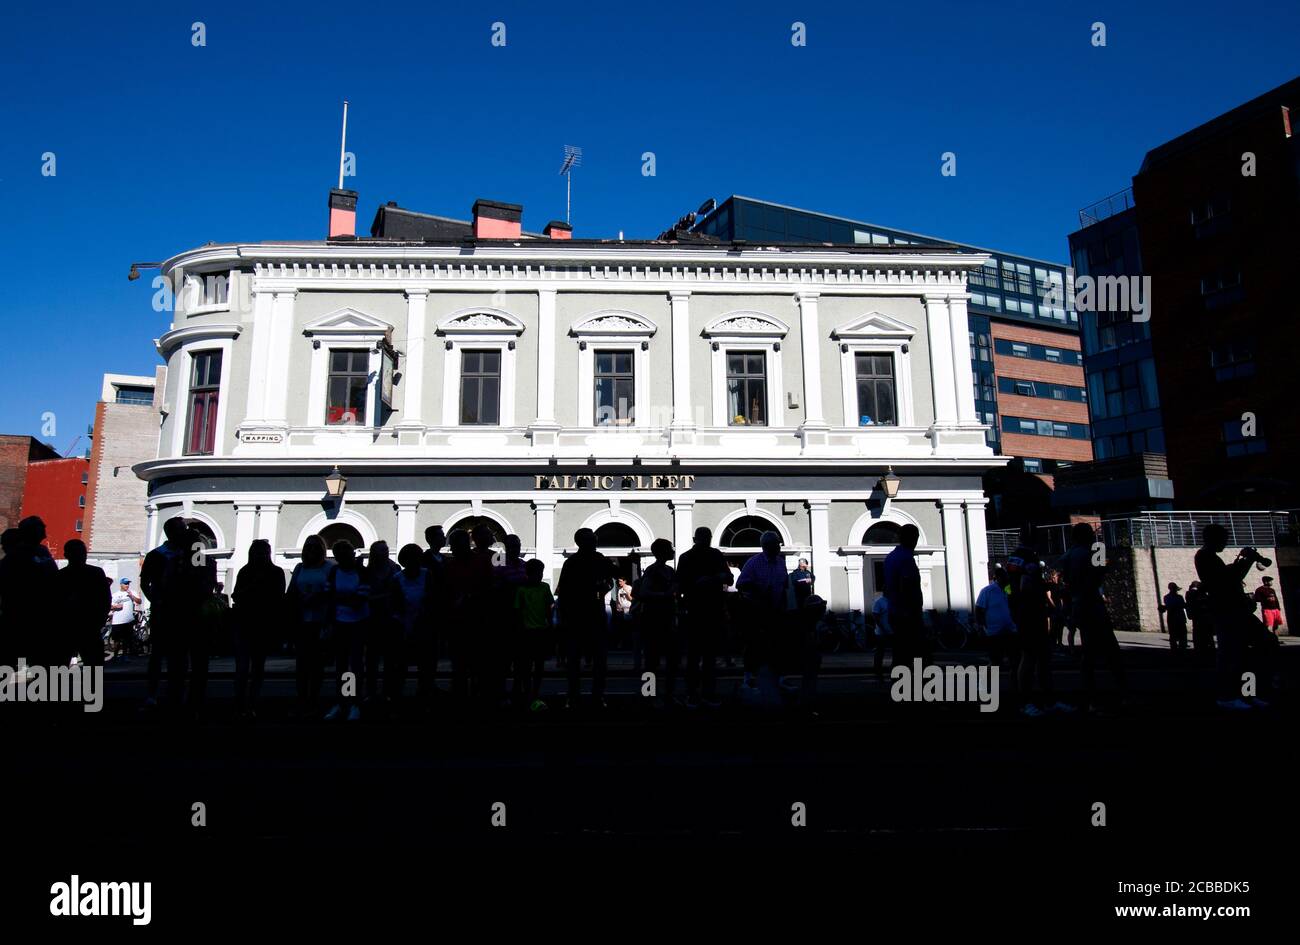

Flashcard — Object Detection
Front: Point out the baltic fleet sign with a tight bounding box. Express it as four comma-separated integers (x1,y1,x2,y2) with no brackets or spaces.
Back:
535,474,696,491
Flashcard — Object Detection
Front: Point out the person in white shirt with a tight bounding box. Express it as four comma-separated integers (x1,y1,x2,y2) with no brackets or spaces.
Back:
109,578,140,660
975,566,1018,682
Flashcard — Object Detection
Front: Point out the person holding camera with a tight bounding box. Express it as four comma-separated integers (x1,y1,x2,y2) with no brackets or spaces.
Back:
1194,525,1273,710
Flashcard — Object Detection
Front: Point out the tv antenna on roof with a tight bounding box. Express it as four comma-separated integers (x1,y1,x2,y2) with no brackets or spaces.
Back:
558,145,582,225
337,100,350,190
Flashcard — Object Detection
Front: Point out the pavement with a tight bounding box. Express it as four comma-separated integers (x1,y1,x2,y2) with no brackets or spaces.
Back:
4,631,1295,928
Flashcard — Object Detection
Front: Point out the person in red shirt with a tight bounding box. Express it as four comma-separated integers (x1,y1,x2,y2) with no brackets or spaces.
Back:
1253,576,1284,635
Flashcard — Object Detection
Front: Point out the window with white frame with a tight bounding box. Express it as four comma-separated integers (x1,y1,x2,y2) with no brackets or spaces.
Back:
326,349,371,425
302,308,393,428
437,308,524,427
832,312,915,427
570,311,655,428
703,312,787,427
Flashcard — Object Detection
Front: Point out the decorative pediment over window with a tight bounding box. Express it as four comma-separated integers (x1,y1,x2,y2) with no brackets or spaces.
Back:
701,311,789,340
437,307,525,336
302,307,394,339
831,312,915,340
570,310,658,337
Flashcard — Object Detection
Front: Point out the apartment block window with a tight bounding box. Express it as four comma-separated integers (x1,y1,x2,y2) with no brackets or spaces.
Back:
594,350,635,425
1200,268,1242,295
326,349,370,426
726,351,767,425
78,495,85,508
184,349,222,455
1044,347,1062,363
1004,415,1089,440
1011,342,1029,358
80,472,88,485
114,385,154,406
75,519,83,533
460,349,501,425
1223,419,1267,457
1210,339,1256,381
1022,458,1044,474
854,352,897,425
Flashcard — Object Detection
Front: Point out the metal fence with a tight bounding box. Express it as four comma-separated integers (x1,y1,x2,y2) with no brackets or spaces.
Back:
989,510,1294,559
1078,187,1135,227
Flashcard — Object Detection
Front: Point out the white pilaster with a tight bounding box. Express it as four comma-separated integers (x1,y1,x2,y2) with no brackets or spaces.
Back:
533,499,557,582
924,294,958,426
796,292,827,431
242,289,274,424
230,502,258,580
263,290,297,427
535,289,557,425
940,499,972,612
669,290,694,439
256,500,281,550
807,498,832,607
395,499,419,549
844,555,865,617
964,499,990,594
947,294,978,425
671,498,695,564
399,290,428,428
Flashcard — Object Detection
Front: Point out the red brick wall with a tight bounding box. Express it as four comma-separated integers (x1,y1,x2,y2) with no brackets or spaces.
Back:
1000,432,1094,462
20,458,88,558
996,393,1090,424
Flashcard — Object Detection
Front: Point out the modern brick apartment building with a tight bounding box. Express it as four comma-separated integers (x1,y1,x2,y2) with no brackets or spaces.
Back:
19,456,89,557
0,435,60,537
989,321,1091,468
1132,77,1300,508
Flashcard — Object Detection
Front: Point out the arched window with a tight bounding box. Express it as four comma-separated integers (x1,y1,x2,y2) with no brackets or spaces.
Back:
863,522,901,546
181,519,218,550
720,515,778,549
319,522,365,552
594,522,640,549
448,516,507,547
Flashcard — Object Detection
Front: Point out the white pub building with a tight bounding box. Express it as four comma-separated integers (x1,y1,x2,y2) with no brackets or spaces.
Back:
135,193,1002,617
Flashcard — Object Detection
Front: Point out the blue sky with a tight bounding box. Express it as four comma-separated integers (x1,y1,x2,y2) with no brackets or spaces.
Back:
3,0,1298,445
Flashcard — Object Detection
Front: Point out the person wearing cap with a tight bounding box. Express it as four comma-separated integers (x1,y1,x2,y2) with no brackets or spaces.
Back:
1253,576,1284,635
1159,581,1188,652
109,577,141,660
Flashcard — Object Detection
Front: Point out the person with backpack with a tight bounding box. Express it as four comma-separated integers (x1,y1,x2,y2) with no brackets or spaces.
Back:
323,539,369,722
231,539,286,720
286,535,334,718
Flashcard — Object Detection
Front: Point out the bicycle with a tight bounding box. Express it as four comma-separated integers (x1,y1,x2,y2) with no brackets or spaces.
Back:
932,614,977,652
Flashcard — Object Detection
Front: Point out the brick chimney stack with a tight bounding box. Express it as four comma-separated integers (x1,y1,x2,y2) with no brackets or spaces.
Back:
544,220,573,240
329,188,358,238
472,199,523,239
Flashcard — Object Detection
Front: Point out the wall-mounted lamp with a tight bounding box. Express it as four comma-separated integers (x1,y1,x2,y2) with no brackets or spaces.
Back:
877,465,901,500
324,465,348,499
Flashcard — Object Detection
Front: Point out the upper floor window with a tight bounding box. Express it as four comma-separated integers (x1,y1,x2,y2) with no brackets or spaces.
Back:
187,271,229,308
1223,418,1267,457
184,349,222,455
594,350,635,425
726,351,767,426
460,349,501,425
327,349,370,426
854,352,896,425
1210,339,1256,381
114,385,153,405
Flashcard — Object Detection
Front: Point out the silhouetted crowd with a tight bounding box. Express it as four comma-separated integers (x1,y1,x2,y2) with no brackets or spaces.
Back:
0,514,1285,719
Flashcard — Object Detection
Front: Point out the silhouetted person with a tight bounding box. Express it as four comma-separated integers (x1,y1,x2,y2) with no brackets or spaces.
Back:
675,526,733,707
1185,580,1213,660
324,539,368,722
55,539,110,667
1195,524,1271,710
392,543,432,707
165,527,218,715
492,534,528,708
791,558,815,606
1159,582,1188,653
422,525,446,572
976,564,1017,681
883,524,924,669
231,539,286,720
870,592,891,677
10,516,58,665
556,528,614,709
139,517,190,707
637,538,679,707
443,529,492,705
1253,576,1283,636
1059,522,1125,712
1007,525,1063,715
736,530,790,690
513,558,554,712
286,535,333,717
365,540,402,707
0,528,22,665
